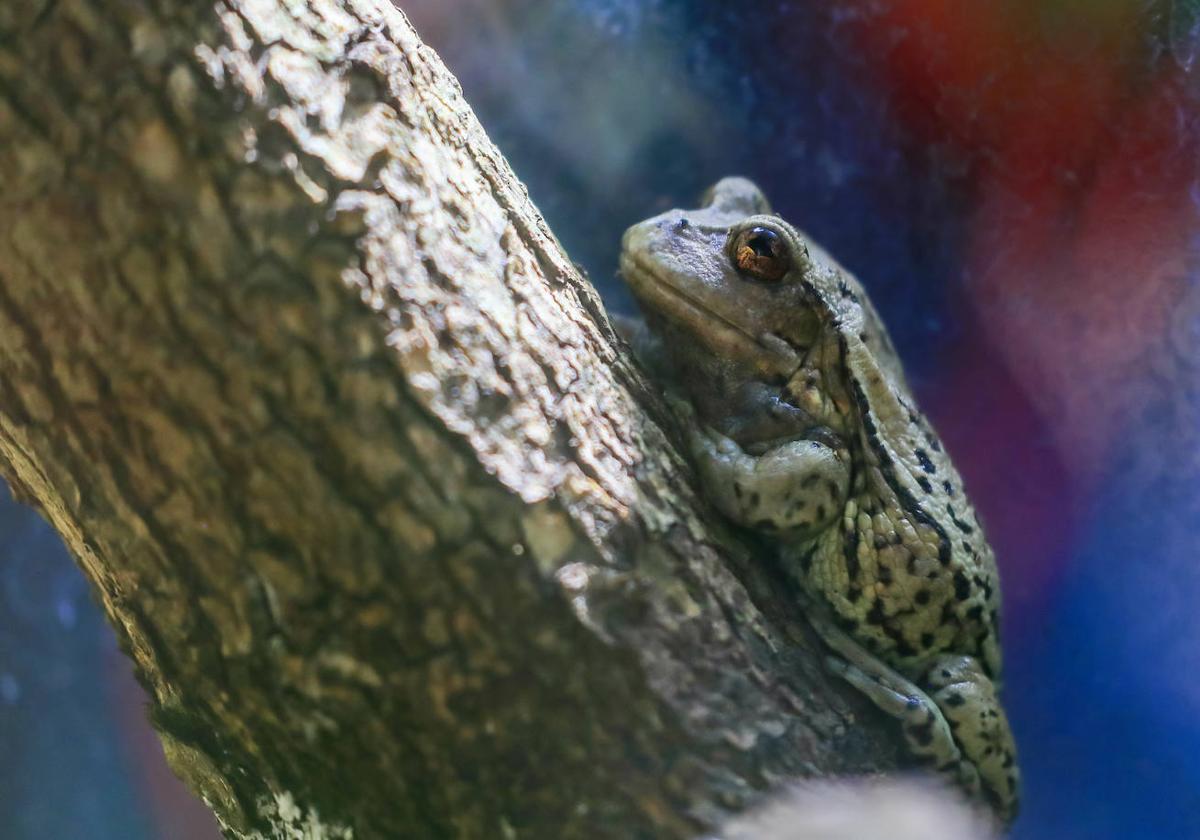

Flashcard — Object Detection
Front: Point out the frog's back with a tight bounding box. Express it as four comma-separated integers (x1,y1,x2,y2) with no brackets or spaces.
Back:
790,255,1004,681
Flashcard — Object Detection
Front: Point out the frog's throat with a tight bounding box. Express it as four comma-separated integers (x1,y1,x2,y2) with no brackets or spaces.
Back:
622,259,803,377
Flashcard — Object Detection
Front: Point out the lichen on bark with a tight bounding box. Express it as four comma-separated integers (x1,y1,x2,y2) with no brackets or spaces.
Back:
0,1,899,836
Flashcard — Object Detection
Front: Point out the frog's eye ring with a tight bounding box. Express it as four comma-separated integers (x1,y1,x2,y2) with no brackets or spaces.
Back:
731,226,791,282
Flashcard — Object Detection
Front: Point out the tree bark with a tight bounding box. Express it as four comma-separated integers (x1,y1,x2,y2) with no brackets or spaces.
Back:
0,2,899,837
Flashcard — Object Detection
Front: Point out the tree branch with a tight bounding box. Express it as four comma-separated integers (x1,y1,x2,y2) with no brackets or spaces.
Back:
0,2,899,836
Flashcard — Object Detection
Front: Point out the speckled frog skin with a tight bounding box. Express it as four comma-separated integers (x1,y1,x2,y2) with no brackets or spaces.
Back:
619,178,1019,824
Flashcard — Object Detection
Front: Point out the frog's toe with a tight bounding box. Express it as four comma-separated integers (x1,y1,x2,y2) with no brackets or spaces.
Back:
663,391,697,421
924,655,1020,825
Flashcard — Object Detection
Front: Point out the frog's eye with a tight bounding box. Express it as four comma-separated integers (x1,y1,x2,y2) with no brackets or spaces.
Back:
731,226,791,282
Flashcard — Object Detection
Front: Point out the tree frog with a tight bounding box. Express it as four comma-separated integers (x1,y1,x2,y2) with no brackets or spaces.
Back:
619,178,1019,824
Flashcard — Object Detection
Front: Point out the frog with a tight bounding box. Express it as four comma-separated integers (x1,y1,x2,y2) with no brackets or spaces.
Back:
618,177,1019,825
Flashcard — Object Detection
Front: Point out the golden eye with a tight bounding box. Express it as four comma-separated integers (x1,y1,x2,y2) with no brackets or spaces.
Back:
731,226,790,282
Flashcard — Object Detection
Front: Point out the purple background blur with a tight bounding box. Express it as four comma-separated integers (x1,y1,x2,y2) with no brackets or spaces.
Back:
4,2,1200,837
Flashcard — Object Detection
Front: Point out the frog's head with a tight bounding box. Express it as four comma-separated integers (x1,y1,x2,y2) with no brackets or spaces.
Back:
620,178,907,442
620,177,820,384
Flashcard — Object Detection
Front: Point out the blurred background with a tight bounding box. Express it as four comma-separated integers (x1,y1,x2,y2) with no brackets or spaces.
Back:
3,1,1199,837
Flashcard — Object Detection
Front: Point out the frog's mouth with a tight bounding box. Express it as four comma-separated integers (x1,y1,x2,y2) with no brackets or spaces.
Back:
620,252,803,377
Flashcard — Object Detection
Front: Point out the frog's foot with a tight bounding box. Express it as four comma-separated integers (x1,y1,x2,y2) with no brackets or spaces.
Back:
610,311,645,345
924,655,1020,825
804,611,984,802
684,425,848,534
613,312,675,381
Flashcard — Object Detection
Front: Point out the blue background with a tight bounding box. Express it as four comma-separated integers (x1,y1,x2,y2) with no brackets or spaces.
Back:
4,2,1199,837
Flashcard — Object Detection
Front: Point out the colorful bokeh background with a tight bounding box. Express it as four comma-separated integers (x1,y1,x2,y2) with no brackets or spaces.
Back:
4,1,1200,837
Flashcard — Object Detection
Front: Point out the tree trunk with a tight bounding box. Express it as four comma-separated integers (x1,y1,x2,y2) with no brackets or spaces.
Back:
0,2,900,837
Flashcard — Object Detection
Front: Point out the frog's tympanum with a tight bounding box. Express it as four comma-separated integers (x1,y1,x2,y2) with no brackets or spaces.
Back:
619,178,1019,824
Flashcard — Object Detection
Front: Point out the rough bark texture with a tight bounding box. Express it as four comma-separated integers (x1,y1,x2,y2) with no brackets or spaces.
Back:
0,2,900,837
